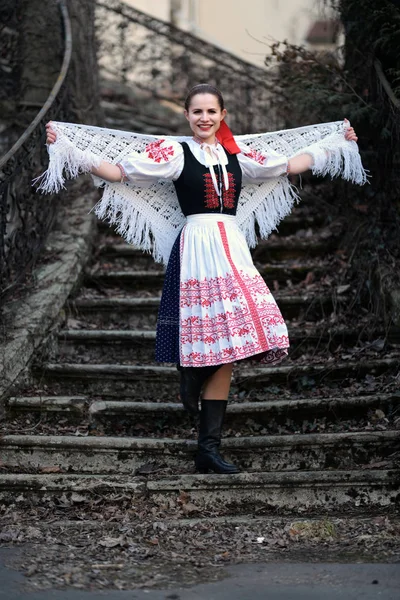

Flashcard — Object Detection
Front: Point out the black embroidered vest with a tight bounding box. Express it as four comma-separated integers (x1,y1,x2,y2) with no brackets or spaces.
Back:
173,142,242,217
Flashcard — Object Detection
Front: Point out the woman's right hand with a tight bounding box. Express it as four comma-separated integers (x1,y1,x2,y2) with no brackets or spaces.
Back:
45,122,57,144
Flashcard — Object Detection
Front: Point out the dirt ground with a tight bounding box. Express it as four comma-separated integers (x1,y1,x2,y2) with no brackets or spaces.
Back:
1,502,399,592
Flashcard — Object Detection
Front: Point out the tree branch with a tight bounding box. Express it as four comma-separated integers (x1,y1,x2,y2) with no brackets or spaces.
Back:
374,58,400,109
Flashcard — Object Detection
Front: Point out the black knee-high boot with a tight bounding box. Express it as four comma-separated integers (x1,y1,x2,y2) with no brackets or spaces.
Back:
177,365,222,415
195,399,240,474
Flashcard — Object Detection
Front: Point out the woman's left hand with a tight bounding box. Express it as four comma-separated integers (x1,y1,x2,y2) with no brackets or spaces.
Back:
344,118,358,142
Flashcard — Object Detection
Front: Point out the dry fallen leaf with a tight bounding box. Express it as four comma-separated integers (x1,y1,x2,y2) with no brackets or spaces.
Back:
147,537,159,545
337,284,350,294
181,502,200,515
99,536,124,548
70,493,88,504
40,466,62,474
178,490,190,505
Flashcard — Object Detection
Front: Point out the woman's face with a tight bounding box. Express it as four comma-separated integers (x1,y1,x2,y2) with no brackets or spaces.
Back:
184,93,227,144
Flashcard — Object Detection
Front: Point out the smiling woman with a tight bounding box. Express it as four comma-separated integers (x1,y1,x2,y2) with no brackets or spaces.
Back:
41,83,364,476
184,84,227,144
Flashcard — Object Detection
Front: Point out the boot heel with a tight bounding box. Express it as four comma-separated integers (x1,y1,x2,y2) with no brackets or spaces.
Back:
197,468,209,474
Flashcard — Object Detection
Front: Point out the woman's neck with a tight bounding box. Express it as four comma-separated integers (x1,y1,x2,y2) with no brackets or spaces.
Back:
192,134,217,146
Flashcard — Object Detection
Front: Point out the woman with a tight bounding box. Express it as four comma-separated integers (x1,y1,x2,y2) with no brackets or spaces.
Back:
44,83,360,475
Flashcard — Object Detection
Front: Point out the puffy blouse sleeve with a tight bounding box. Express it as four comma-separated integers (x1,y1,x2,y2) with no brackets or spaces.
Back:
117,138,184,187
236,140,289,183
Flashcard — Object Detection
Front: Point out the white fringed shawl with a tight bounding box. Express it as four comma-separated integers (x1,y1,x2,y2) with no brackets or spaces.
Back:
35,120,367,265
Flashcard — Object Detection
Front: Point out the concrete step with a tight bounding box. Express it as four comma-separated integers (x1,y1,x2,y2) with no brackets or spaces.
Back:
252,235,338,261
1,431,398,475
96,210,327,239
85,270,165,291
32,357,400,398
70,297,162,329
86,262,325,291
96,244,158,271
69,294,338,328
56,327,399,363
87,393,399,432
1,470,397,516
6,393,398,437
147,469,400,515
6,396,87,414
0,473,145,503
98,236,338,265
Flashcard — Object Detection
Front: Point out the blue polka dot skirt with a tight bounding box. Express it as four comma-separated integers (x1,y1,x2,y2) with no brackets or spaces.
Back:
155,230,181,363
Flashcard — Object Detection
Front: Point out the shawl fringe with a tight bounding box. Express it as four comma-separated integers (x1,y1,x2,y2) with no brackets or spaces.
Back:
33,134,103,193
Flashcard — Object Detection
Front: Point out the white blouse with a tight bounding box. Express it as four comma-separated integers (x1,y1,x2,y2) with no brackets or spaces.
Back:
118,138,289,189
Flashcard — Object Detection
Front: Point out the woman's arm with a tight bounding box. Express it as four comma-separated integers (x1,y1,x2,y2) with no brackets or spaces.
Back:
287,153,314,175
288,121,358,175
90,161,122,183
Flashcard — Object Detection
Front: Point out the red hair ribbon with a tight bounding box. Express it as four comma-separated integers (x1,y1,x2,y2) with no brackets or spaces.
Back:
216,120,241,154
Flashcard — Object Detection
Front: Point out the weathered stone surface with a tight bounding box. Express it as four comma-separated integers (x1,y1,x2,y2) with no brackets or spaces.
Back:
88,393,399,422
147,470,400,515
56,327,400,363
87,263,325,290
7,396,87,413
32,358,400,398
0,184,98,407
71,293,335,325
101,237,338,262
1,431,398,475
0,473,145,498
0,468,397,514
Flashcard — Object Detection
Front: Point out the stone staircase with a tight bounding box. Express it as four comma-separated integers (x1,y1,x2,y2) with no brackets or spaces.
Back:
1,101,399,531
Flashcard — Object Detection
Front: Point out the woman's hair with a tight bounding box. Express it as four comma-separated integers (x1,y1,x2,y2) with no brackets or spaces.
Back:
184,84,225,111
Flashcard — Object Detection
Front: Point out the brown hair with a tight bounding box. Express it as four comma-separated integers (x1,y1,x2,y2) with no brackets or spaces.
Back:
184,84,225,111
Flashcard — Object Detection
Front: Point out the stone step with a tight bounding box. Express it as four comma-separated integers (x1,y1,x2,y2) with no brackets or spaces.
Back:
86,262,325,291
95,244,159,271
252,235,338,261
56,327,399,363
33,357,399,399
69,294,338,328
96,211,326,238
10,514,400,533
6,396,87,414
1,469,397,515
0,474,145,502
98,236,337,265
6,393,398,437
147,469,400,515
85,270,165,291
69,297,162,329
87,393,399,432
1,431,398,475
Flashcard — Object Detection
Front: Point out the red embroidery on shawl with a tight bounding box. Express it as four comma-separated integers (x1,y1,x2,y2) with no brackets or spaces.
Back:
145,139,175,163
243,149,267,165
203,172,236,210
